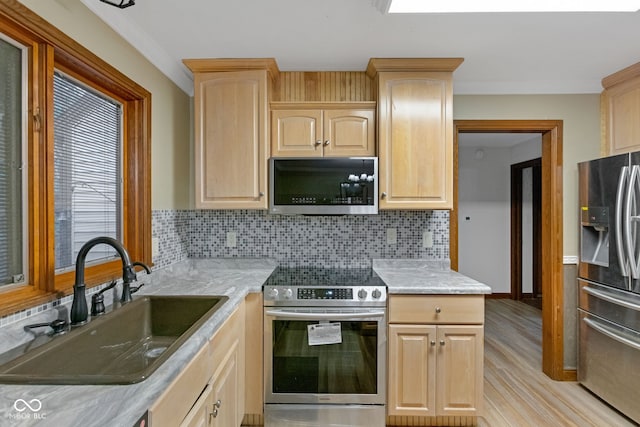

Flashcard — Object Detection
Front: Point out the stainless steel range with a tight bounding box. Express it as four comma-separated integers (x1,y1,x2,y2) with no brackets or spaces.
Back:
263,267,387,427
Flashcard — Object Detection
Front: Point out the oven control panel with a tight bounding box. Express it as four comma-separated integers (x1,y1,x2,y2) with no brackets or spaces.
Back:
298,288,353,300
263,285,387,306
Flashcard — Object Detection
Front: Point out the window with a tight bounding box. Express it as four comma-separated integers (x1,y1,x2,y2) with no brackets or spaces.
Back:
0,36,25,287
53,71,122,270
0,3,151,316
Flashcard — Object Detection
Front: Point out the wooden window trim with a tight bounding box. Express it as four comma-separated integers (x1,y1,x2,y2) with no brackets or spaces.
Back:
0,0,151,316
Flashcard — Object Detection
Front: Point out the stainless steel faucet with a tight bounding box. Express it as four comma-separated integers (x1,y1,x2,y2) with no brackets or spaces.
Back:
70,236,144,325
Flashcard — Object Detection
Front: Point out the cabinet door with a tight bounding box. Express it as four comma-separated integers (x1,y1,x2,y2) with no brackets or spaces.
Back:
436,325,484,416
604,78,640,155
388,324,437,416
180,384,214,427
377,72,453,209
323,109,375,157
149,343,212,427
194,70,268,209
211,341,240,427
271,109,323,157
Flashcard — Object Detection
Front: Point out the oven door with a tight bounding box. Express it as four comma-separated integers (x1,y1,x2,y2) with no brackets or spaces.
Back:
263,307,386,405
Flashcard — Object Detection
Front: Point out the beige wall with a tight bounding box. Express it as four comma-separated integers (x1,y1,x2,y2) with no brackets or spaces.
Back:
454,94,601,257
18,0,192,210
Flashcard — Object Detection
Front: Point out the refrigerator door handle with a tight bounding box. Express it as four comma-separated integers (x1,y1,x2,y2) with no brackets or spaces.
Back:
616,166,630,277
583,285,640,311
625,164,640,281
583,316,640,352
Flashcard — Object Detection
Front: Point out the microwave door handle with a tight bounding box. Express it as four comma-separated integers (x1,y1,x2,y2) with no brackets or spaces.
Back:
264,309,386,320
617,166,630,277
625,165,640,281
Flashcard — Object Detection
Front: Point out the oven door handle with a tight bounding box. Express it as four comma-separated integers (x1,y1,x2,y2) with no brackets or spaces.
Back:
264,309,386,320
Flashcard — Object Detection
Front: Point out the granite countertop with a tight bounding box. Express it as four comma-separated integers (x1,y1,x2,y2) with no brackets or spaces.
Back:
0,258,277,427
373,259,492,295
0,257,489,426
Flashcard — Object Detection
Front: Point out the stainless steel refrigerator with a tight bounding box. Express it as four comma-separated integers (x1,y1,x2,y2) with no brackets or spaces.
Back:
578,153,640,424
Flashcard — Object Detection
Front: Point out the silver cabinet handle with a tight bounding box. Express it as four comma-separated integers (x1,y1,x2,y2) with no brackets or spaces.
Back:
439,340,445,346
210,399,222,418
381,192,387,199
430,340,436,346
435,307,441,314
259,191,264,197
323,140,330,146
314,140,322,146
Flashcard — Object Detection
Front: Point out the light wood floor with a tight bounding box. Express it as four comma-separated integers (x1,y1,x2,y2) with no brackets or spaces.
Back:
481,299,636,427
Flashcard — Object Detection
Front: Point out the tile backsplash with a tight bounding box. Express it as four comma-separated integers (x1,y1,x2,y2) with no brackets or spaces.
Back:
152,209,449,269
2,209,449,326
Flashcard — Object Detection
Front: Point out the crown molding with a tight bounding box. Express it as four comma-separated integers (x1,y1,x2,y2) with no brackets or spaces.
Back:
80,0,194,95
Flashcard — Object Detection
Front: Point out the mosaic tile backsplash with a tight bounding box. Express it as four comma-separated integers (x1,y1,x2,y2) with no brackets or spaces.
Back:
152,209,449,269
1,210,448,326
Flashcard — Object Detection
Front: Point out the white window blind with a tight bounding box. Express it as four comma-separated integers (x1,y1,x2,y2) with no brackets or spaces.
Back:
0,37,24,286
53,71,122,271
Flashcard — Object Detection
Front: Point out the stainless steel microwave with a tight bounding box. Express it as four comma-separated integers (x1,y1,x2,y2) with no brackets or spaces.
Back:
269,157,378,215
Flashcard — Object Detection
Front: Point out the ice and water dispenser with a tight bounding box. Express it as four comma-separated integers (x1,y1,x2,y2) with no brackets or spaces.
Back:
581,207,609,267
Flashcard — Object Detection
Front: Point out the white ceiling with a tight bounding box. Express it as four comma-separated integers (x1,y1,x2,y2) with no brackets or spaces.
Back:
81,0,640,96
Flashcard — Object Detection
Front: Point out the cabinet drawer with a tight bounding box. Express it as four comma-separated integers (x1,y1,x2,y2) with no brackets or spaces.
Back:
389,295,484,324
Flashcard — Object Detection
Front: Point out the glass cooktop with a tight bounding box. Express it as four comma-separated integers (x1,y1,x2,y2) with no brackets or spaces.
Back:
264,267,385,288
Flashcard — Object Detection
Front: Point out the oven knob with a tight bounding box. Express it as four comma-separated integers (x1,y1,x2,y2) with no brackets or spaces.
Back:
267,288,279,299
372,289,382,299
283,288,293,299
358,288,367,299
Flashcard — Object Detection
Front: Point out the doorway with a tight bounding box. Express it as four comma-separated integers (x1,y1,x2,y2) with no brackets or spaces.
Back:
511,158,542,309
451,120,567,381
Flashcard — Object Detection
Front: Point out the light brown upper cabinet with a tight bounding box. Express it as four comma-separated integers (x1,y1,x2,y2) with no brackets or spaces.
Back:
602,61,640,155
367,59,463,210
184,59,279,209
270,103,376,157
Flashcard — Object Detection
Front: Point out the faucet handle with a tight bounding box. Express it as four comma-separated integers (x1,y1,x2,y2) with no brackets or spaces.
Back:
99,280,118,295
129,262,151,295
132,261,151,274
91,280,117,316
130,283,144,295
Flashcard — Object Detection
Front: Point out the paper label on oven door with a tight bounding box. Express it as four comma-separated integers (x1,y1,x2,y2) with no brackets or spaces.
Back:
307,322,342,346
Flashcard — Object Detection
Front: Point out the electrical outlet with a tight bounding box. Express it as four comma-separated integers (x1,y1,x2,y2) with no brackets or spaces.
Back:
152,237,160,257
386,228,397,245
423,231,433,248
226,231,237,248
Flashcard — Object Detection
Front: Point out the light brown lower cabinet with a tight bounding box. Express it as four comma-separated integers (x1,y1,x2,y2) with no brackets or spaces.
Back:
181,339,241,427
149,300,246,427
387,295,484,420
180,383,213,427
